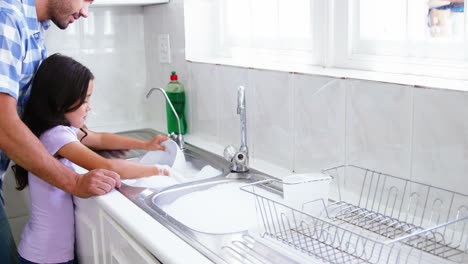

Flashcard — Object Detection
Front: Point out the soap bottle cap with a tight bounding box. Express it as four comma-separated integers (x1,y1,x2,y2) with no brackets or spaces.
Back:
170,71,178,81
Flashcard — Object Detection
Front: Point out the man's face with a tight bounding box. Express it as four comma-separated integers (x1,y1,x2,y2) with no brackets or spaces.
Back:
48,0,93,29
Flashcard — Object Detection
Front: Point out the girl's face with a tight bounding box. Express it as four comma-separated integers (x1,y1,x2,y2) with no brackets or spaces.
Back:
64,80,93,128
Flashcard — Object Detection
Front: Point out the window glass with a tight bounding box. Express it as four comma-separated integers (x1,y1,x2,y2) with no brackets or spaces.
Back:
359,0,407,40
185,0,468,83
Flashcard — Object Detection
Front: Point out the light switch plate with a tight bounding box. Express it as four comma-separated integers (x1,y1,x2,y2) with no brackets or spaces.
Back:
158,34,171,64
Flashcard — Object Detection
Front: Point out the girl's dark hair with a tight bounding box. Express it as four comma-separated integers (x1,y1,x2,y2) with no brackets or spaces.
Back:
13,53,94,190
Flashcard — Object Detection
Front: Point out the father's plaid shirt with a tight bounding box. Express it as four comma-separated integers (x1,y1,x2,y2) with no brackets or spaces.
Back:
0,0,49,203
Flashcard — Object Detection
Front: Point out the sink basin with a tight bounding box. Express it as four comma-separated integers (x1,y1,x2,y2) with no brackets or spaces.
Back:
151,174,265,234
116,128,304,264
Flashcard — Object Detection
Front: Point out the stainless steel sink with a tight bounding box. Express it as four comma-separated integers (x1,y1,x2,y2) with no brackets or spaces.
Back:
150,173,267,234
115,128,304,264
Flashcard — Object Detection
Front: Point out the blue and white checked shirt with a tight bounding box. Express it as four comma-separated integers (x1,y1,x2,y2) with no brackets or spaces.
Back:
0,0,50,196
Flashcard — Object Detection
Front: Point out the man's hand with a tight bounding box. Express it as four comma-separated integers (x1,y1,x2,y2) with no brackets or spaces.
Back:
72,169,121,198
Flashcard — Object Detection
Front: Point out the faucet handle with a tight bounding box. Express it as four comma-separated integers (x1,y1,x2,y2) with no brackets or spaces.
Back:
223,145,237,161
167,132,185,150
168,132,177,141
224,144,249,173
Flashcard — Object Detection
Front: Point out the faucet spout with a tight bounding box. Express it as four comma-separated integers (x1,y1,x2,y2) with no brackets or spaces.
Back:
238,86,248,154
223,86,249,173
146,87,184,150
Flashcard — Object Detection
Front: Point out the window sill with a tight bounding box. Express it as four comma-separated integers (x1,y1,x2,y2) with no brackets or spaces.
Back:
187,57,468,92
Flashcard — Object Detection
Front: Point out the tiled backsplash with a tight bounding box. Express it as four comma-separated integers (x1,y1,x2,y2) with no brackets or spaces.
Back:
45,1,468,190
45,6,148,130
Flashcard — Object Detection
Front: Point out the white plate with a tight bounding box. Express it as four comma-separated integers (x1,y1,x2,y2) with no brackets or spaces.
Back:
139,140,179,167
123,175,179,189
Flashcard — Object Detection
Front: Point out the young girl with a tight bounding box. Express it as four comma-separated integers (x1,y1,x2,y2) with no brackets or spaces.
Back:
14,53,170,264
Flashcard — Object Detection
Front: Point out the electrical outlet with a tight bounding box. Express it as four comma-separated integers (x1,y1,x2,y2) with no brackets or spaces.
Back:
158,34,171,64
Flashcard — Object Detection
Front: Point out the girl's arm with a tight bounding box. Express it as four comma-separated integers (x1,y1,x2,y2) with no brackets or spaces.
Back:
57,141,168,179
0,94,120,196
79,128,168,151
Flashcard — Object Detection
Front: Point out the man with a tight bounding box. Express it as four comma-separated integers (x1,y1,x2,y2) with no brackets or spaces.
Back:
0,0,121,262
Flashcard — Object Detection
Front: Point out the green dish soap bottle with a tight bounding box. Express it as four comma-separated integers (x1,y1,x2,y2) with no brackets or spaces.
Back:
166,71,187,134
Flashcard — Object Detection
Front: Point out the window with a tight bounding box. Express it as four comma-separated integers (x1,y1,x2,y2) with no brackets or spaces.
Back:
221,0,323,65
334,0,468,79
184,0,468,82
184,0,325,69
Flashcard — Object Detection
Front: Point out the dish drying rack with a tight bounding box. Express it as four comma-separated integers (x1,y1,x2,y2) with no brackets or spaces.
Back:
240,165,468,264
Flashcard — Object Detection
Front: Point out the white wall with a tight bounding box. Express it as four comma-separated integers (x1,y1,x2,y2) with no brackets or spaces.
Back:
45,6,150,132
42,1,468,190
144,0,468,192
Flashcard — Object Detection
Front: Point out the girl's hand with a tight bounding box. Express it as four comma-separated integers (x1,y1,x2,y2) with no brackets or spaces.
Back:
155,165,171,176
145,135,169,150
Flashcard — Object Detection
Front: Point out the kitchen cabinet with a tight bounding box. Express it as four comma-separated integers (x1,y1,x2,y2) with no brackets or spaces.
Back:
75,199,102,264
101,212,161,264
75,197,160,264
92,0,169,6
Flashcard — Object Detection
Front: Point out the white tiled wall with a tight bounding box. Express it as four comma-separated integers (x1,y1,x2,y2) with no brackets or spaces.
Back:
412,88,468,193
345,81,413,178
292,75,346,173
143,0,468,188
249,69,293,170
45,6,149,131
217,66,249,147
44,1,468,188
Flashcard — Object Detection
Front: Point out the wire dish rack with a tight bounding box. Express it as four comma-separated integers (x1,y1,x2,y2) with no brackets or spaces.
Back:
240,165,468,264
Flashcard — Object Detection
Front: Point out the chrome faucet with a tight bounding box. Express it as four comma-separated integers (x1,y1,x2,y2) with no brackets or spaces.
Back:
224,85,249,172
146,87,184,150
